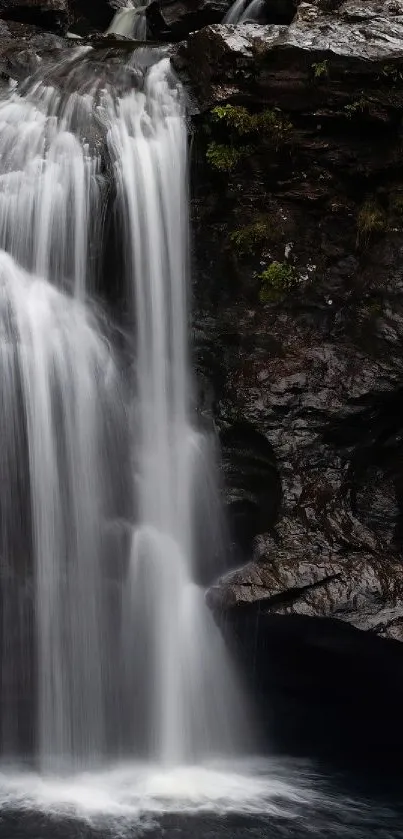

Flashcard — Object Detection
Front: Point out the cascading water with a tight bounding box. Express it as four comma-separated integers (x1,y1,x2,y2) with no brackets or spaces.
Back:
0,52,102,299
107,59,246,763
0,48,248,771
223,0,264,23
0,253,126,766
106,1,149,40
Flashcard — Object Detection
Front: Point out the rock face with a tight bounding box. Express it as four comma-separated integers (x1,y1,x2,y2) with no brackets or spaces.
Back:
0,0,70,32
175,7,403,107
147,0,231,40
183,4,403,757
181,0,403,691
69,0,123,34
209,528,403,639
0,19,67,79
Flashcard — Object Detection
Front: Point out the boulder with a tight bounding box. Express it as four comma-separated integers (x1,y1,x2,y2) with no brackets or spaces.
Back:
69,0,126,34
0,19,67,81
174,2,403,108
146,0,231,40
208,521,403,640
0,0,70,33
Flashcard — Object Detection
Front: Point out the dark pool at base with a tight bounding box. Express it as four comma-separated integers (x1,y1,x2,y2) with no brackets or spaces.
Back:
2,809,403,839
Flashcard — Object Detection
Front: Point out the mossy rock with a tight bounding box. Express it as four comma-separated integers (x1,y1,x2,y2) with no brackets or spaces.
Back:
356,202,387,247
230,214,283,256
259,261,297,303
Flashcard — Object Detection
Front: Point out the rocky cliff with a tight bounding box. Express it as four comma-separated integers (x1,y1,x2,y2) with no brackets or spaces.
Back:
178,0,403,761
175,4,403,645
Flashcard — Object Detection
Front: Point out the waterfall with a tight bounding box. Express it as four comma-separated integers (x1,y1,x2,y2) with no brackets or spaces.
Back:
106,1,149,40
107,58,246,763
0,49,248,770
0,53,102,299
0,252,127,766
238,0,265,21
223,0,264,24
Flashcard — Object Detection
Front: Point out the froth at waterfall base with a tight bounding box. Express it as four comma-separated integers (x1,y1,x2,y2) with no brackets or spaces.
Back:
1,758,402,838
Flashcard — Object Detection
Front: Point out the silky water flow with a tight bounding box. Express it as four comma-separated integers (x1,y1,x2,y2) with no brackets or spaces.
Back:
0,49,248,771
106,1,149,40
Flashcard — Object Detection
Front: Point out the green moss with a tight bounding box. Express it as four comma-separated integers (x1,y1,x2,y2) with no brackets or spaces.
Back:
206,142,245,172
256,109,293,150
211,105,255,135
210,104,292,149
344,95,368,119
259,261,297,303
311,60,329,79
230,215,281,255
206,105,292,172
356,202,386,246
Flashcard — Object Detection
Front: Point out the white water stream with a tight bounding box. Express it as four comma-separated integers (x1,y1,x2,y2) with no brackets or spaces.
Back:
0,50,248,771
106,1,149,40
223,0,264,24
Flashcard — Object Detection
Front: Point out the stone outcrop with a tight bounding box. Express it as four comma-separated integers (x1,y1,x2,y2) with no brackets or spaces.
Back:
69,0,124,34
0,0,70,32
0,0,130,35
175,5,403,108
185,2,403,661
209,526,403,639
0,19,67,80
147,0,231,40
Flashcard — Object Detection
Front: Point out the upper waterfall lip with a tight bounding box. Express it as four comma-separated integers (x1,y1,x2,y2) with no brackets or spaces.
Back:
16,43,173,106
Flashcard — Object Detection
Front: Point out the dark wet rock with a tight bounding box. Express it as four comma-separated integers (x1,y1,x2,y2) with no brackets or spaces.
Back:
209,524,403,640
69,0,125,34
0,0,70,32
218,421,282,553
147,0,231,40
146,0,297,39
174,4,403,109
260,0,297,23
0,19,67,81
185,1,403,677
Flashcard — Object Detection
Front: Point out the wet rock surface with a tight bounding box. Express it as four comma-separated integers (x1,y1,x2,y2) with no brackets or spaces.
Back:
185,4,403,663
0,19,68,81
0,0,70,32
147,0,231,40
69,0,124,34
184,0,403,758
174,10,403,108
